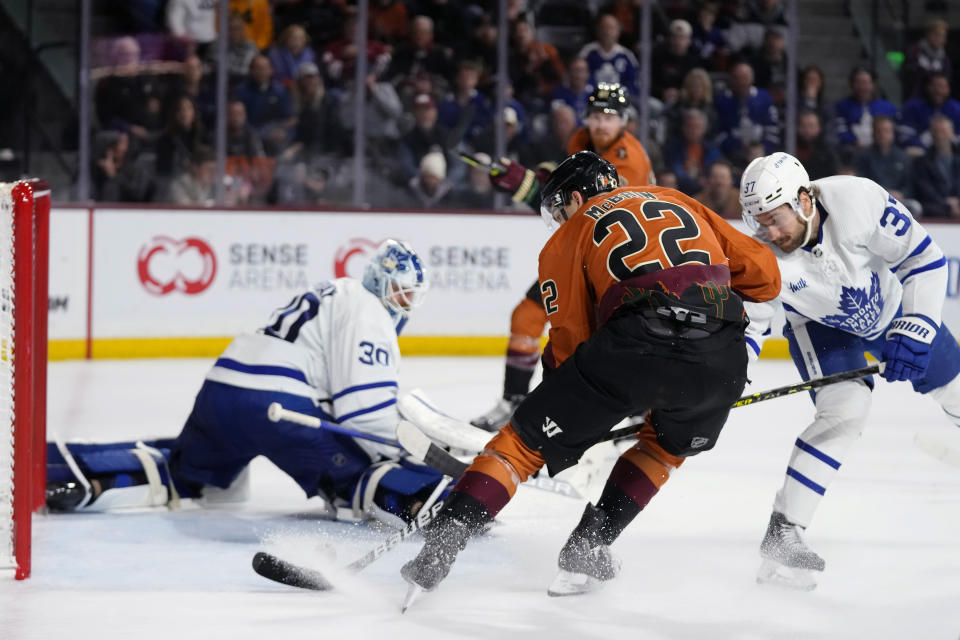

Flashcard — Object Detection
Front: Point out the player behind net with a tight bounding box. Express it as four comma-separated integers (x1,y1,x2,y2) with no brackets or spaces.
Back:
469,82,656,432
399,151,780,604
46,240,451,529
739,152,960,590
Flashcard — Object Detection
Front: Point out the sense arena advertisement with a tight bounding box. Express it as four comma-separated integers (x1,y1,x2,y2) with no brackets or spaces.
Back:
44,207,960,358
86,208,546,346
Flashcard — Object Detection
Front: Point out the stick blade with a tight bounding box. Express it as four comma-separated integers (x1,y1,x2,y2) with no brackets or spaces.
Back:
252,551,335,591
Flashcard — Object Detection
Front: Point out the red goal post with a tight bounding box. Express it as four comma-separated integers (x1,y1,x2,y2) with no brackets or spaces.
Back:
0,180,50,580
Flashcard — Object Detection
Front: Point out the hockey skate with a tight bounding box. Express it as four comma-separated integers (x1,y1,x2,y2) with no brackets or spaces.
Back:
756,511,825,591
400,513,473,610
469,394,524,432
547,504,621,597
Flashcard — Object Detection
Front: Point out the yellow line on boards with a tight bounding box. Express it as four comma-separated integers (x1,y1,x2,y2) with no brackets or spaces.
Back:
47,337,795,360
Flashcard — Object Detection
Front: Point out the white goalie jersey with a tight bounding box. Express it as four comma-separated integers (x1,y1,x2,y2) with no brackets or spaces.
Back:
204,278,402,450
745,175,948,356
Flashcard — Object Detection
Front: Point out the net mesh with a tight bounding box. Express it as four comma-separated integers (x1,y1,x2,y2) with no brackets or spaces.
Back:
0,183,15,569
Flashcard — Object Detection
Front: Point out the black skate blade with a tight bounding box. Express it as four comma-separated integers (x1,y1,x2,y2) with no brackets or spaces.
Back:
252,551,334,591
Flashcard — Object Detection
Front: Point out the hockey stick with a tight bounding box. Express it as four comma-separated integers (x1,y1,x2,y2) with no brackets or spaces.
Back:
252,500,446,591
458,152,506,176
267,403,469,478
598,363,885,443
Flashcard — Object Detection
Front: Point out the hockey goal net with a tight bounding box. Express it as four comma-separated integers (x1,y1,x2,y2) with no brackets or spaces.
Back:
0,180,49,580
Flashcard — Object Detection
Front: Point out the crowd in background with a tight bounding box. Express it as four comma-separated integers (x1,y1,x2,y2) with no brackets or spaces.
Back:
89,0,960,218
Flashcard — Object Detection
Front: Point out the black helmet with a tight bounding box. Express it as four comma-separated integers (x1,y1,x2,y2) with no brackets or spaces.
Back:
586,82,629,117
540,151,619,229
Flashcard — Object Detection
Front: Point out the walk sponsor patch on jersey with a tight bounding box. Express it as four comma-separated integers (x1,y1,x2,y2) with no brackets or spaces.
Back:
788,278,808,293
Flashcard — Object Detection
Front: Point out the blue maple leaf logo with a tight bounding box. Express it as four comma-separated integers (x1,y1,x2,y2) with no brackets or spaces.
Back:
820,272,884,334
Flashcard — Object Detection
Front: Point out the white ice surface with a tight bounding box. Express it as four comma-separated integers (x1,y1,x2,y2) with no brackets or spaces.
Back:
3,357,960,640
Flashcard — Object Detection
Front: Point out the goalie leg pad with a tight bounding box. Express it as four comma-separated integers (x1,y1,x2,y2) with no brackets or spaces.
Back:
353,460,451,529
774,380,871,528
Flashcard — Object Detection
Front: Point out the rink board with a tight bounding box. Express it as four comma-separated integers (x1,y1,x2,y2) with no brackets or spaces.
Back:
44,206,960,359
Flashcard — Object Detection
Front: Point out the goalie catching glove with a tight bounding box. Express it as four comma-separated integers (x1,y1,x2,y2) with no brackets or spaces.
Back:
882,315,937,382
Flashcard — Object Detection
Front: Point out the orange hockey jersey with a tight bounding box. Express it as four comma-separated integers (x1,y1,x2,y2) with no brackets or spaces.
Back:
538,185,780,368
567,128,654,187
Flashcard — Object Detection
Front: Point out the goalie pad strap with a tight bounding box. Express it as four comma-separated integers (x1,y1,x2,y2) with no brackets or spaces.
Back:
130,446,170,508
54,439,94,509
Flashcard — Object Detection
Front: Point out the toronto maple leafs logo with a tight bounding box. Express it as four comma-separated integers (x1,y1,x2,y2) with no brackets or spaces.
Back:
820,272,884,334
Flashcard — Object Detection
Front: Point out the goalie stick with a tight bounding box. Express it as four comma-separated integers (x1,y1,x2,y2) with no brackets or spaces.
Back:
266,403,468,478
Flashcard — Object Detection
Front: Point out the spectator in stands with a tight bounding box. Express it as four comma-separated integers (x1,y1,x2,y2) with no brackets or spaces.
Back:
549,57,592,122
370,0,410,46
206,12,260,86
473,104,529,165
229,0,273,50
323,10,392,88
601,0,669,50
902,18,952,100
438,60,492,146
155,94,209,192
165,55,216,129
693,160,740,218
456,13,498,77
579,14,640,97
690,1,730,70
450,151,495,209
403,150,454,209
94,36,165,147
664,108,722,195
224,99,269,205
166,0,217,56
524,102,578,166
832,66,897,152
899,72,960,153
509,19,566,112
714,61,779,161
656,168,678,190
397,93,453,183
167,145,216,206
912,114,960,218
268,24,317,88
418,0,468,50
287,61,344,157
337,70,405,173
665,67,718,141
854,115,921,216
225,99,265,158
798,64,828,121
727,0,787,53
794,109,838,180
273,0,344,52
91,130,154,203
232,55,296,156
386,16,454,89
651,19,700,103
750,28,787,105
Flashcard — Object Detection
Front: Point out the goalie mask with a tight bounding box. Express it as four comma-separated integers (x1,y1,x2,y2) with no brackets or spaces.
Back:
540,151,619,230
362,239,428,334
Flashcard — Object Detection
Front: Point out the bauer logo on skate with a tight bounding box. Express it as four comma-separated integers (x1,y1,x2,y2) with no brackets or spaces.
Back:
136,236,217,296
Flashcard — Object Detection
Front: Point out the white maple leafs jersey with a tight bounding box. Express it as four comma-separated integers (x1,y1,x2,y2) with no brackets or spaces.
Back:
745,175,947,356
204,278,401,453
